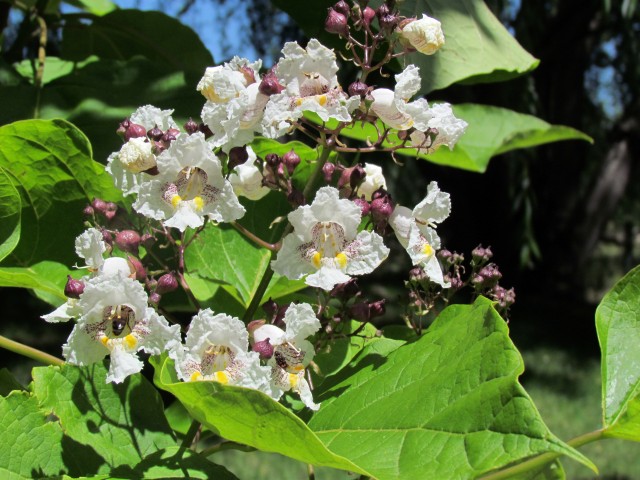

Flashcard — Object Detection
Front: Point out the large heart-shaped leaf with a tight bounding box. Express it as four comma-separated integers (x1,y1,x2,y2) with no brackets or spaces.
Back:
308,297,595,479
596,264,640,441
150,355,372,476
0,166,20,262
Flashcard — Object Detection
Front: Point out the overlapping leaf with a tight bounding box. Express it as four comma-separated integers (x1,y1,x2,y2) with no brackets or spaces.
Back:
308,297,595,479
596,264,640,441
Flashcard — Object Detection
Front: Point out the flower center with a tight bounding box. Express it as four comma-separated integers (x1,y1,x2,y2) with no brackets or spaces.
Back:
274,343,305,373
200,344,233,374
299,72,330,97
310,222,348,270
102,304,136,338
161,167,219,211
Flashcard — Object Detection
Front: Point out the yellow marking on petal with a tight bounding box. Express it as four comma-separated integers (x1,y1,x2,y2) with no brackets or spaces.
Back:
423,244,434,257
124,334,138,350
202,86,221,103
335,252,348,269
190,371,203,382
213,371,229,385
193,196,204,211
295,98,303,106
312,252,322,269
317,94,327,106
171,195,182,209
292,364,305,373
288,373,299,389
100,336,110,347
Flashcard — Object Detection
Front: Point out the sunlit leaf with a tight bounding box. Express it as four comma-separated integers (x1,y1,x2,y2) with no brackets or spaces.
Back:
0,166,20,262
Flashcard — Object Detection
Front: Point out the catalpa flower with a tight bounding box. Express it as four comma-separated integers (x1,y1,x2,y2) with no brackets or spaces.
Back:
60,274,181,383
409,103,468,153
173,310,274,395
262,39,359,138
106,105,177,195
200,57,268,151
389,181,451,287
253,303,321,410
272,186,389,290
397,14,445,55
358,163,387,201
134,132,245,231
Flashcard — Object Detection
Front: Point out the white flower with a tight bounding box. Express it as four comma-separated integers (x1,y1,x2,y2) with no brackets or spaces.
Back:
197,57,261,104
369,65,432,131
130,104,177,131
253,303,321,410
409,103,468,153
358,163,387,201
172,309,274,395
75,228,106,270
271,186,389,290
199,58,267,151
61,274,181,383
229,147,269,200
389,181,451,287
133,132,245,231
106,138,156,196
398,14,445,55
261,39,359,138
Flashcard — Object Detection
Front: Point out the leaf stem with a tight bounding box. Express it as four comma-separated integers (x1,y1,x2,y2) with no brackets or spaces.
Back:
200,440,256,457
477,428,606,480
0,334,64,366
180,420,201,451
231,221,278,251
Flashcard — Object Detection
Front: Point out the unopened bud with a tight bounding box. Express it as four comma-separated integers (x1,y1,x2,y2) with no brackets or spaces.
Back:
370,190,394,227
338,164,366,191
362,6,376,26
116,119,130,138
92,198,107,213
333,0,350,17
376,3,390,18
261,298,278,320
124,122,147,142
330,278,360,299
282,149,301,175
141,233,155,247
228,146,249,170
265,153,281,168
348,80,369,97
127,256,146,282
101,229,113,245
104,202,118,221
471,245,493,264
156,273,179,294
115,230,141,255
240,66,256,85
147,125,164,141
259,69,285,96
353,197,370,216
149,292,162,305
198,123,213,139
379,13,399,31
287,188,305,208
349,302,370,322
322,162,336,183
64,275,85,299
184,118,199,134
83,205,94,216
247,319,266,336
369,299,385,318
325,7,349,37
252,338,274,359
162,128,180,144
409,266,426,282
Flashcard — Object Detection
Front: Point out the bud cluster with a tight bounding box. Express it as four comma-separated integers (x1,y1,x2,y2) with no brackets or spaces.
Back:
260,149,305,207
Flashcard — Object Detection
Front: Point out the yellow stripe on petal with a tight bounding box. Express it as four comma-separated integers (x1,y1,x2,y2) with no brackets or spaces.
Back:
317,94,327,106
189,371,203,382
124,334,138,350
171,195,182,209
423,244,434,257
312,252,322,269
193,196,204,211
288,373,299,389
100,336,110,347
213,371,229,385
335,252,348,269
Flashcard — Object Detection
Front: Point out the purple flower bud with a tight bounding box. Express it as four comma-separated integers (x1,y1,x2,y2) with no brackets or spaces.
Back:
330,278,360,299
83,205,94,216
156,273,179,294
252,338,274,359
149,292,161,305
338,164,366,191
409,266,426,282
227,146,249,171
127,255,146,282
437,249,453,264
104,202,118,221
472,244,493,264
333,0,350,17
162,128,180,144
64,275,85,299
116,119,130,138
147,125,164,141
140,234,155,248
101,229,113,245
184,118,199,134
369,299,385,318
376,4,390,19
198,123,213,139
379,13,399,31
362,6,376,26
124,122,147,142
370,190,394,228
92,198,107,213
259,69,285,96
115,230,141,255
479,264,502,282
240,66,256,85
282,149,301,175
274,304,289,327
287,188,305,208
247,319,266,336
348,80,369,97
322,162,336,183
265,153,281,168
325,7,349,37
353,196,370,216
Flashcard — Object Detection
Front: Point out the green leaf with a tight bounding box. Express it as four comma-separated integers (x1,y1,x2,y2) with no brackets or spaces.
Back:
32,362,176,470
0,166,21,262
596,264,640,441
512,460,566,480
397,0,539,93
12,56,99,85
111,447,239,479
308,297,595,479
0,119,120,266
151,355,372,476
0,262,68,302
62,10,213,74
418,104,593,172
63,0,117,15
